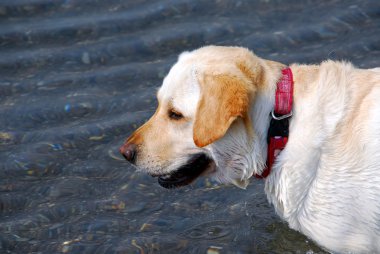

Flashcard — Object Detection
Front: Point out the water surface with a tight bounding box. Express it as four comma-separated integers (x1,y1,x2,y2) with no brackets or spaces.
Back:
1,0,379,253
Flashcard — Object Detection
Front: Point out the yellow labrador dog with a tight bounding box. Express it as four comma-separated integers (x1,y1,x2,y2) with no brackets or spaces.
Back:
120,46,380,253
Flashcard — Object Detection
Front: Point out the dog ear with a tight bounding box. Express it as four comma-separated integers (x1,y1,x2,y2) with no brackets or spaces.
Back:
193,72,254,147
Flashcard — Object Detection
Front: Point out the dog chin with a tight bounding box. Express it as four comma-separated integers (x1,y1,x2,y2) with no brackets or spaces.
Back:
154,153,214,189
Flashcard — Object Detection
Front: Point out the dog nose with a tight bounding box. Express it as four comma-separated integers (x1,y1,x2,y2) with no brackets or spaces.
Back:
120,143,136,163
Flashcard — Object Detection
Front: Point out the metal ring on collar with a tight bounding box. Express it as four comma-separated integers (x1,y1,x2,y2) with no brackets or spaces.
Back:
271,110,293,120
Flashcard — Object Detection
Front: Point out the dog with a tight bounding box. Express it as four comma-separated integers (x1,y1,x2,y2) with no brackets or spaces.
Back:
120,46,380,253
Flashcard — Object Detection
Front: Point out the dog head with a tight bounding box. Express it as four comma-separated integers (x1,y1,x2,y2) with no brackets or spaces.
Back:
120,46,269,188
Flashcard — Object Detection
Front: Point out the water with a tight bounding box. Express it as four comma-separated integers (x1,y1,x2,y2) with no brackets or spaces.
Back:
0,0,379,253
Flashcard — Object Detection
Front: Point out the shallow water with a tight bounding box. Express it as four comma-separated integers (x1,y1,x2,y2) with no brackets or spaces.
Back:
0,0,379,253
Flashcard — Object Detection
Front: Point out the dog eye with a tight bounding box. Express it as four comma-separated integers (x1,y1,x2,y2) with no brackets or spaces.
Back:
168,110,183,120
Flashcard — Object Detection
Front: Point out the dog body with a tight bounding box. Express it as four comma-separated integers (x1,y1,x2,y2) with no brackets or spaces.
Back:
266,62,380,253
120,46,380,253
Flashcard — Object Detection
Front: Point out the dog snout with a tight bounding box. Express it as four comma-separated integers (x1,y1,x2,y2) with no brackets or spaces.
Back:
120,142,137,163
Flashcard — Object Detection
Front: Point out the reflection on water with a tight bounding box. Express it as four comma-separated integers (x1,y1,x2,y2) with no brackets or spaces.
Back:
0,0,379,253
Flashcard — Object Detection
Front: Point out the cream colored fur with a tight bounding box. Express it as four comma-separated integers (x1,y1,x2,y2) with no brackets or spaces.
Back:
125,46,380,253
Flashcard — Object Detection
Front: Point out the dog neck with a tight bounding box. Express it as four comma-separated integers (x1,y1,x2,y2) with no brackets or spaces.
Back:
247,59,286,177
263,63,329,226
255,67,294,179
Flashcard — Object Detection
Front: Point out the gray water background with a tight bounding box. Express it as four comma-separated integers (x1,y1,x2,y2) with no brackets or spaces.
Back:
0,0,379,253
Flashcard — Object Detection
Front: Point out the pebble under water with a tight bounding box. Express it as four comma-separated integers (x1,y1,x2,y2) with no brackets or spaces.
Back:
1,0,379,253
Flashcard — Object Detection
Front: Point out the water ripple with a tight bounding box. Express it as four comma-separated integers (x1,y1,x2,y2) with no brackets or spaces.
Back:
0,0,379,253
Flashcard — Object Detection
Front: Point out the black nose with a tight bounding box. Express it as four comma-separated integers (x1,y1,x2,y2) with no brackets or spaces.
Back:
120,143,136,163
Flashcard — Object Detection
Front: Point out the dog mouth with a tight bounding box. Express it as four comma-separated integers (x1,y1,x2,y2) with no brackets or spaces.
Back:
157,153,213,189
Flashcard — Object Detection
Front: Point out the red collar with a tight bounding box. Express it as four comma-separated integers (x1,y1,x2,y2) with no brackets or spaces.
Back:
255,67,294,179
